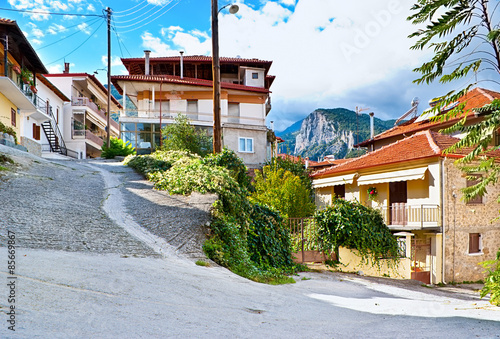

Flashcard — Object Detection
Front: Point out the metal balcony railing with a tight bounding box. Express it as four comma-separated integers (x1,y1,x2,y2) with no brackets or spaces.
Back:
71,96,119,130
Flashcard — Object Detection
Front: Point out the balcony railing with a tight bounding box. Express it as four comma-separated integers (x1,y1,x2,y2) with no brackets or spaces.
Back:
73,129,104,147
71,97,119,130
379,204,441,229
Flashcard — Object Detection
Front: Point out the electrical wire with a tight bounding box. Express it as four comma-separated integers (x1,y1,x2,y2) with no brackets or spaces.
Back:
112,23,133,57
113,0,149,15
113,2,155,19
113,0,177,28
37,17,103,51
0,7,103,17
45,18,106,65
114,0,182,33
112,4,159,24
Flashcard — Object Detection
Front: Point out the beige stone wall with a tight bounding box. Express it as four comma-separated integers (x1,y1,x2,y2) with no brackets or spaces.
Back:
20,136,41,157
443,158,500,282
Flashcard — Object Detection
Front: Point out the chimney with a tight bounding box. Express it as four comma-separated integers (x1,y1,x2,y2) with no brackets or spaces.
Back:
180,51,184,79
144,50,151,75
270,121,274,131
369,112,375,139
64,62,70,73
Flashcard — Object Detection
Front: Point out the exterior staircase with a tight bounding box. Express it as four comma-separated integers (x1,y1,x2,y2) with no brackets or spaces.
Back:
41,107,77,158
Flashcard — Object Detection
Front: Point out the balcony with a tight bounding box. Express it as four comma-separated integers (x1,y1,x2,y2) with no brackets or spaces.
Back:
71,97,119,131
28,94,51,121
73,129,104,148
0,75,37,111
379,204,441,230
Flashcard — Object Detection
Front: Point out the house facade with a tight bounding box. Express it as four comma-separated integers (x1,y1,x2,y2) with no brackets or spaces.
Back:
45,67,121,159
111,53,275,168
0,18,47,150
312,88,500,284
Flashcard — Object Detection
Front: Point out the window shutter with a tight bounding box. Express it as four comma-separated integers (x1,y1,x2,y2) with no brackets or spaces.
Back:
469,233,480,253
466,175,483,204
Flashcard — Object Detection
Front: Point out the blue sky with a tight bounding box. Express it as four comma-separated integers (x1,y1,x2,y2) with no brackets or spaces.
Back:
3,0,497,131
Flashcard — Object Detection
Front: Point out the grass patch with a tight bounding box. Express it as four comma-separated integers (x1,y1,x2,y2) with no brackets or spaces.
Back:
0,165,8,171
0,154,14,164
195,260,210,267
301,276,312,281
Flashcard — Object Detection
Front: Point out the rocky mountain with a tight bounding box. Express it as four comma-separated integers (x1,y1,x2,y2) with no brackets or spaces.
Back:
277,108,398,161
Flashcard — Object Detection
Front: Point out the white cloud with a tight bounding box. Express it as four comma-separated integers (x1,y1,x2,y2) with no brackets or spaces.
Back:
87,4,96,12
51,1,69,11
68,0,84,3
48,64,63,74
63,15,77,20
47,24,67,35
78,22,91,35
32,38,42,45
141,32,177,56
280,0,296,5
32,28,44,38
147,0,170,5
160,26,184,39
101,56,123,67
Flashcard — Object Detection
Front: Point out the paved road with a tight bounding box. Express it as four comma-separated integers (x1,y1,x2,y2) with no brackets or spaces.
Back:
0,146,499,338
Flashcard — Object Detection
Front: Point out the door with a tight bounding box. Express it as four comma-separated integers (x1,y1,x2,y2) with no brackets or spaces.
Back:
389,181,407,225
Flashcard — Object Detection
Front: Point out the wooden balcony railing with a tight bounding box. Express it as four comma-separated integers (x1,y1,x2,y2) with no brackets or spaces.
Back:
379,204,441,229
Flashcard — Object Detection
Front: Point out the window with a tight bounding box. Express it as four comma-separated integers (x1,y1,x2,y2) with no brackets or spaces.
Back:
252,72,259,79
239,137,253,153
334,185,345,199
11,108,16,127
33,123,40,140
466,174,483,204
228,103,240,123
469,233,482,254
187,100,198,113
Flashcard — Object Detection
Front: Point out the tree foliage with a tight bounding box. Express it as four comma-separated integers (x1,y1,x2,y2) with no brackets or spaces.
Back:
161,113,212,156
101,137,135,159
251,166,316,220
313,198,400,264
408,0,500,203
480,250,500,306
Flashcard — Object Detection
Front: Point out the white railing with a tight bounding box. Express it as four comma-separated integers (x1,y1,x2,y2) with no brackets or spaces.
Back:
379,204,441,229
71,96,119,130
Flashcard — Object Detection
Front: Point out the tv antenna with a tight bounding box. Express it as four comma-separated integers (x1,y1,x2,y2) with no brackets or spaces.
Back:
355,106,369,146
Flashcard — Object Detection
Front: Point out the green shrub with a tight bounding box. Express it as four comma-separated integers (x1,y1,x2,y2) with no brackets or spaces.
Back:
101,137,135,159
314,197,399,264
265,156,312,193
480,250,500,306
251,166,315,219
203,147,251,190
0,121,17,144
126,149,298,284
161,113,212,156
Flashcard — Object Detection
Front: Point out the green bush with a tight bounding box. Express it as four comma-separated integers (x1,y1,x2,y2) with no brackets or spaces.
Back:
161,113,212,156
101,137,135,159
314,198,399,264
203,147,251,190
251,166,315,219
0,121,17,144
265,156,312,193
126,149,298,284
480,250,500,306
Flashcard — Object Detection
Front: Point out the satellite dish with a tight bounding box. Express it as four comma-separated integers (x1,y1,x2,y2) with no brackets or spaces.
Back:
229,4,239,14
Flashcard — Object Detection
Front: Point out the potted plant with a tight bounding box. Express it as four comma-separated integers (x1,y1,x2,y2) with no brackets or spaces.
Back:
367,186,378,201
30,84,37,94
13,65,21,75
20,67,32,84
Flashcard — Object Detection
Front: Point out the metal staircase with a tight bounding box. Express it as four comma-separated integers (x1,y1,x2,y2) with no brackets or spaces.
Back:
41,107,70,156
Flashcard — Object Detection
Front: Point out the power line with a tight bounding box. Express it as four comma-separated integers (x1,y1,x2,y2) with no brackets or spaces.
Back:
112,23,133,57
113,4,159,24
0,7,103,17
113,0,152,17
45,19,106,66
37,17,103,51
114,0,182,33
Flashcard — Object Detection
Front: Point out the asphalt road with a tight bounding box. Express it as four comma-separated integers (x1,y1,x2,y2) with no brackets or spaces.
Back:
0,146,499,338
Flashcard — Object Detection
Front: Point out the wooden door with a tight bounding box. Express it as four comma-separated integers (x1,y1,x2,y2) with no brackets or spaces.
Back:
389,181,407,225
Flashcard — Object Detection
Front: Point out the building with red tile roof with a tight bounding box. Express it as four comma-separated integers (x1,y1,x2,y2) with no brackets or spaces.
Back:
311,127,500,285
111,52,275,167
357,87,500,150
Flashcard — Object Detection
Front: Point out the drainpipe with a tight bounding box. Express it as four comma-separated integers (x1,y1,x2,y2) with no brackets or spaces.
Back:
440,157,446,284
369,112,375,152
144,50,151,75
180,51,184,79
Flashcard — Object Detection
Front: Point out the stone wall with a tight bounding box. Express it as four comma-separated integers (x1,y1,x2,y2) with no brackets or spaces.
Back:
443,158,500,282
21,136,42,157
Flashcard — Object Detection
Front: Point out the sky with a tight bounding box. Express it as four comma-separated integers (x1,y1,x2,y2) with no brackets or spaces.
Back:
3,0,497,131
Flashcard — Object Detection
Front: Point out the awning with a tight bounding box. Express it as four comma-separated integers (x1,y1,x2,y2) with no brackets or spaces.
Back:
357,167,428,186
312,173,358,188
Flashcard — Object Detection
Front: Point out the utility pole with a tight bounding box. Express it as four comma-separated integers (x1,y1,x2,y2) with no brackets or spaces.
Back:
106,7,112,148
211,0,222,153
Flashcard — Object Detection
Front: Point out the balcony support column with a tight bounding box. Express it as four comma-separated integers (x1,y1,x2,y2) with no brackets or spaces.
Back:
3,35,8,77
